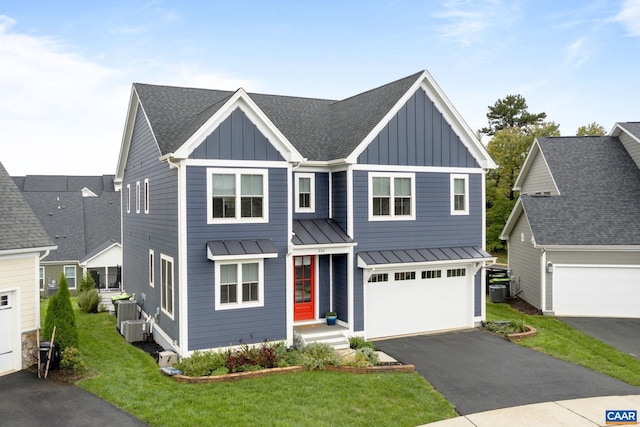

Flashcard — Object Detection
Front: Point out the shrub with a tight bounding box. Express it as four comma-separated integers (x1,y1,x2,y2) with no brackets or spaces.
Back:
60,347,86,374
43,273,78,351
349,336,375,350
175,351,226,377
77,288,100,313
78,271,96,294
299,343,340,371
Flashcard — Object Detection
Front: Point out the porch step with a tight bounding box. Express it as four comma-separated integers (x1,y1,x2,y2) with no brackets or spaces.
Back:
299,331,350,350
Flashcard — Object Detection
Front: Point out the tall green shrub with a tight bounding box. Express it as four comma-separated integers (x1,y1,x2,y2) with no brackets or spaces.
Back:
44,273,78,351
78,271,95,293
77,270,100,313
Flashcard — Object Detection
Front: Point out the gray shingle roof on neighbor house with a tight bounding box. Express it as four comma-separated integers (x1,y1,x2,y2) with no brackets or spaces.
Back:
134,71,423,161
0,162,54,252
522,135,640,246
12,175,121,261
617,121,640,139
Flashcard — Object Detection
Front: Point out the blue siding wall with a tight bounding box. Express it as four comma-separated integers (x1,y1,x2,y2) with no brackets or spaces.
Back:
332,254,348,323
318,255,330,315
358,90,479,168
190,108,284,161
122,104,180,344
293,172,329,219
331,171,347,231
185,165,289,350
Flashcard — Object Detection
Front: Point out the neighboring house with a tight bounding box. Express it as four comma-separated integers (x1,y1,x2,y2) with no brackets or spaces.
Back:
12,175,121,293
0,162,56,376
115,70,496,356
501,122,640,317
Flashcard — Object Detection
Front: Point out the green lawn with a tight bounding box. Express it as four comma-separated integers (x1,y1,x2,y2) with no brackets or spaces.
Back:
487,302,640,386
41,299,456,427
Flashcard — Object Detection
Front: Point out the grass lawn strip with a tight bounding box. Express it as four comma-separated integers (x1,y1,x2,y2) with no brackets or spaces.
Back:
42,299,456,426
487,302,640,386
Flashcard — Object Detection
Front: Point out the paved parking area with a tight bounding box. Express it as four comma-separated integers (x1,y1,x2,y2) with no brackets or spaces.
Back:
560,317,640,358
0,370,146,427
375,328,639,415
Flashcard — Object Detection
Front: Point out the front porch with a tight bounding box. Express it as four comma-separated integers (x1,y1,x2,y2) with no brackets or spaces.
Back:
294,323,350,350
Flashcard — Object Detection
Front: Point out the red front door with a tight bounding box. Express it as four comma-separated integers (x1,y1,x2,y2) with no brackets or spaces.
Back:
294,256,315,321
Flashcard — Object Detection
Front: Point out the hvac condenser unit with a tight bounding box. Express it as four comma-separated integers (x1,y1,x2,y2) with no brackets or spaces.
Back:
122,320,148,343
117,300,138,330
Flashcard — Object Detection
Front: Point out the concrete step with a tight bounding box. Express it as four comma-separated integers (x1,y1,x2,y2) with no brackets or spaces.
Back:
300,331,350,350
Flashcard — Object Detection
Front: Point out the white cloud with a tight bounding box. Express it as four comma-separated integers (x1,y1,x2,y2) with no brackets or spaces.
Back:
613,0,640,37
564,37,590,68
0,17,129,176
433,0,522,46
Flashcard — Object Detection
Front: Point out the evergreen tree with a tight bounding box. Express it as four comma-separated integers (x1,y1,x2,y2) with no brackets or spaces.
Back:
44,273,79,351
78,270,95,293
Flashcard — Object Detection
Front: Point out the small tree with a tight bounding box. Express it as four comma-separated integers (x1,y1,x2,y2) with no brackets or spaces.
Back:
576,122,606,136
78,271,95,293
44,273,79,351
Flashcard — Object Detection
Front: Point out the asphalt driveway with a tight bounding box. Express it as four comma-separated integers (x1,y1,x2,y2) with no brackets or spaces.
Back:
560,317,640,358
375,328,639,415
0,370,146,427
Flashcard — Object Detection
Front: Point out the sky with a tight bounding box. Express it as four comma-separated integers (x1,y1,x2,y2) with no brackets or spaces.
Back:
1,0,639,176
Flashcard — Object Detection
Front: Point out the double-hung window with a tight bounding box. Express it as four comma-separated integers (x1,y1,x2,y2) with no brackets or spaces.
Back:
451,174,469,215
161,254,174,317
215,260,264,310
369,173,415,220
208,168,268,223
64,265,76,289
144,178,150,214
295,173,315,212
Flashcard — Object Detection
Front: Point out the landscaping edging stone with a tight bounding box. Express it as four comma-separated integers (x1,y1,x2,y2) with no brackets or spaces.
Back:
167,363,416,383
507,324,537,341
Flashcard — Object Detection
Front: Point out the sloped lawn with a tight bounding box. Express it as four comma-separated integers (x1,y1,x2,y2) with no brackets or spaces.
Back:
41,299,456,426
487,302,640,386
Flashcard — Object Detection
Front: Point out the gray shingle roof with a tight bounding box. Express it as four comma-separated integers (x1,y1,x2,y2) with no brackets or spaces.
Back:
617,122,640,139
12,175,121,261
0,162,54,252
133,71,424,161
522,136,640,246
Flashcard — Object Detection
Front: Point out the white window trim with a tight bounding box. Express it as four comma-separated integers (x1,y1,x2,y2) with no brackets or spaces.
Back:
63,265,77,289
214,258,265,310
136,181,141,214
295,172,315,213
451,174,469,215
126,184,131,213
368,172,416,221
206,168,269,224
39,266,45,291
160,254,174,319
144,178,150,214
149,249,154,288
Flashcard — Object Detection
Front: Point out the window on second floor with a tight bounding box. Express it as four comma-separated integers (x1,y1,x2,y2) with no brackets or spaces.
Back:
207,168,269,224
295,173,315,213
369,173,415,221
126,184,131,213
451,174,469,215
144,178,150,214
136,181,141,214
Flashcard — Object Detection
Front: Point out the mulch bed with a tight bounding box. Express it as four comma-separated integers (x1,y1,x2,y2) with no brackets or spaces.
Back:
506,296,539,315
131,340,165,362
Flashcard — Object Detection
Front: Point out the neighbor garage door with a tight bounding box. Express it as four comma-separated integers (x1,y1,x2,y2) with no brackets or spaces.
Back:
365,265,473,339
553,265,640,317
0,291,17,375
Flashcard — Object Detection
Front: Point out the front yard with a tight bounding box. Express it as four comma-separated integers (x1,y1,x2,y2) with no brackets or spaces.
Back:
41,299,456,426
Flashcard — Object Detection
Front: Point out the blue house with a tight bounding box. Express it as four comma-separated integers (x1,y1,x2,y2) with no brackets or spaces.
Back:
115,71,496,355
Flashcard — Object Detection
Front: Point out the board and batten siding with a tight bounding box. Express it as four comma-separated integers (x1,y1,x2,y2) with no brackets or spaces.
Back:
189,108,284,162
331,171,348,231
357,89,478,168
184,165,289,350
507,210,542,310
520,150,558,195
122,103,180,344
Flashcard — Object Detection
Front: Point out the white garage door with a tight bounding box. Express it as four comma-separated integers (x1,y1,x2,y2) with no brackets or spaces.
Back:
0,291,17,375
554,265,640,317
365,266,473,339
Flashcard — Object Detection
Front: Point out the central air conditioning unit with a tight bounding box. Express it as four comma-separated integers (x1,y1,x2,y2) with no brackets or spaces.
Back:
117,300,138,331
122,319,148,343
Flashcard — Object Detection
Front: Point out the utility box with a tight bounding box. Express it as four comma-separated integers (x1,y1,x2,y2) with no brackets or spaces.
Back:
158,350,178,368
122,319,147,343
489,284,507,303
116,300,138,331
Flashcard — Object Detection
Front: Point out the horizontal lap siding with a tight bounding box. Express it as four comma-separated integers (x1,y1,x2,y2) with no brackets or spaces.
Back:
507,212,541,309
521,150,558,195
332,254,348,324
122,104,180,342
186,166,289,350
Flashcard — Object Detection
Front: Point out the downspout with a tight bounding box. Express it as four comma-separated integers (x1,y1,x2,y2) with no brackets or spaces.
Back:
40,249,50,261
